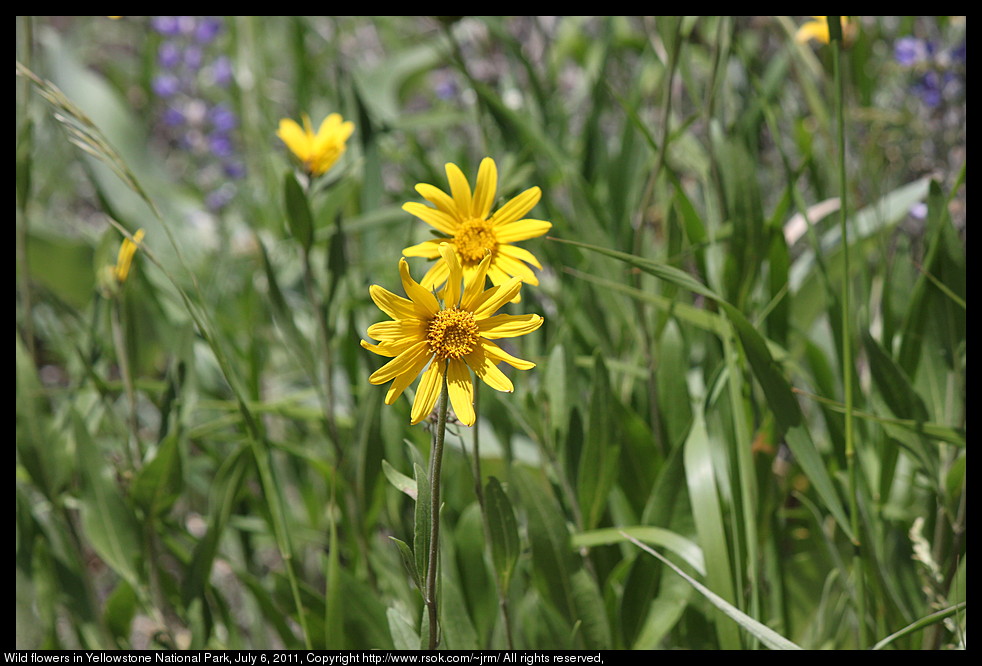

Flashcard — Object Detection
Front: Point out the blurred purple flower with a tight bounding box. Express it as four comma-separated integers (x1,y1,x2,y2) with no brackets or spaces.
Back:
223,160,246,180
158,41,181,68
211,56,233,87
184,45,204,70
209,103,238,132
209,133,235,158
949,40,966,63
206,185,236,210
176,16,197,35
151,16,181,36
161,106,186,126
195,16,223,43
894,36,931,66
150,16,244,211
152,73,181,97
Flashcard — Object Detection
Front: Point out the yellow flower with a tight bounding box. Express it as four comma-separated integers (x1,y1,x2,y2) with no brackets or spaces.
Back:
113,229,145,284
402,157,550,301
795,16,854,45
276,112,355,177
362,243,543,426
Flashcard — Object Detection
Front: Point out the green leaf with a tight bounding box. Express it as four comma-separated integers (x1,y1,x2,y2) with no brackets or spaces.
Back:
283,170,314,251
484,477,520,589
389,536,421,592
577,354,620,529
439,569,479,649
324,496,343,649
382,459,417,500
72,410,141,586
514,467,578,621
572,526,705,576
862,330,930,423
413,462,431,593
386,606,419,651
130,432,183,519
682,408,741,649
622,533,803,650
570,567,611,649
102,579,137,644
782,424,855,543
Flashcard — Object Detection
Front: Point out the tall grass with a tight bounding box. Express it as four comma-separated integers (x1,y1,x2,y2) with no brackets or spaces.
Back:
16,16,965,650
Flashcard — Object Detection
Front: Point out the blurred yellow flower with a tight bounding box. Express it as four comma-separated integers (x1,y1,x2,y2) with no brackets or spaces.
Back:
113,229,145,284
362,243,542,426
402,157,550,301
276,112,354,177
795,16,855,45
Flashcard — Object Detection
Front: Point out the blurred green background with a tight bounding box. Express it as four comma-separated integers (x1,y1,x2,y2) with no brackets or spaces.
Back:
16,16,965,650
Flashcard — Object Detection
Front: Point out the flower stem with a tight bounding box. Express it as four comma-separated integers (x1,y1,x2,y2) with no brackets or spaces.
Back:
426,373,450,650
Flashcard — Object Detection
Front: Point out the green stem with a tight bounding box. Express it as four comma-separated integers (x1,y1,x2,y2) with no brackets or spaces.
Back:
828,16,866,648
426,374,450,650
110,298,140,469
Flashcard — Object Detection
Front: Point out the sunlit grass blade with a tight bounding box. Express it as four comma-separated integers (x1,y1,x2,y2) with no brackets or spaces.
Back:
622,532,803,650
871,602,966,650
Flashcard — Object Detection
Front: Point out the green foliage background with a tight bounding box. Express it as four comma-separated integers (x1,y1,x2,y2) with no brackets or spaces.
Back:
16,16,965,650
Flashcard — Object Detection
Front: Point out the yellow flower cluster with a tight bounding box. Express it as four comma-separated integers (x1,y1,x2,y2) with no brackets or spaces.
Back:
276,111,547,426
364,157,549,426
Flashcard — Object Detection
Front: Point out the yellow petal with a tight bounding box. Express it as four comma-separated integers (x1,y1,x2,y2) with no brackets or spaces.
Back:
461,252,494,311
471,157,498,220
277,118,310,161
411,358,446,424
403,201,460,236
497,242,543,270
370,284,417,321
464,346,514,393
438,243,463,307
367,319,427,342
415,183,460,219
361,338,414,358
113,228,145,283
385,346,434,405
471,277,524,319
445,162,473,218
480,339,536,370
419,258,452,291
402,239,445,259
490,186,541,226
495,219,552,244
492,252,539,285
477,313,543,340
795,19,829,44
369,339,431,385
399,258,439,318
446,358,475,426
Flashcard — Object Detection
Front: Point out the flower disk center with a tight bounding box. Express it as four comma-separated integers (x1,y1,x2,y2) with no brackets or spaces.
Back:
454,218,498,265
427,307,480,361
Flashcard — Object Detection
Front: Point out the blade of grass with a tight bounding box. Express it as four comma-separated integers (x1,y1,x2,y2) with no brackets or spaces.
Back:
621,532,803,650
